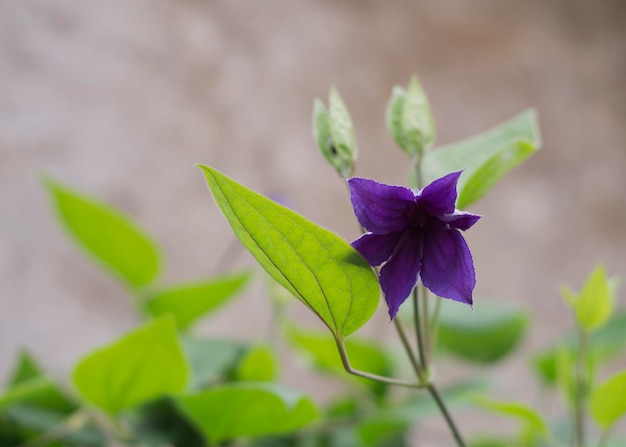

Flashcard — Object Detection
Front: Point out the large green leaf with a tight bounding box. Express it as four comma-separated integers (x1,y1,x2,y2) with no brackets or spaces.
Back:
144,271,250,330
176,383,319,444
437,302,529,364
73,317,189,414
44,177,161,289
285,326,391,393
590,370,626,429
182,336,246,390
421,110,540,209
197,165,380,339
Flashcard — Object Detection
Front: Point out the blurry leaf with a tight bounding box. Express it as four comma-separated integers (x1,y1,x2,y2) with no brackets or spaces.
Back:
473,396,549,435
590,370,626,429
176,383,319,444
329,87,358,169
400,77,435,154
144,271,250,330
533,311,626,386
437,302,529,364
386,87,407,152
563,265,613,332
44,177,161,289
422,110,540,209
286,326,391,393
235,344,278,382
0,377,74,414
182,336,246,390
198,165,380,339
73,317,189,414
469,439,511,447
555,347,575,406
8,351,44,386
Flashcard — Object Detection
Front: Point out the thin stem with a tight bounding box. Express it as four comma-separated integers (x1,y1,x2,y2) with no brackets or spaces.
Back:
335,337,424,389
430,297,442,360
575,327,589,447
413,287,428,373
393,317,424,380
421,284,431,366
427,383,467,447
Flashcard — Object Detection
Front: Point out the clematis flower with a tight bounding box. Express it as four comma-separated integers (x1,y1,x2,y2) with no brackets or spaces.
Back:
349,171,480,319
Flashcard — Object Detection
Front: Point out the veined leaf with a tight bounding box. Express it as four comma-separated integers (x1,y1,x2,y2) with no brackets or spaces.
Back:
422,110,540,209
197,165,380,339
176,383,318,444
44,177,161,289
144,271,250,330
73,317,188,414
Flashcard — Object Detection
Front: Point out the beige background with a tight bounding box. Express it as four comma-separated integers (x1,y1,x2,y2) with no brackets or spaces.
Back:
1,0,625,444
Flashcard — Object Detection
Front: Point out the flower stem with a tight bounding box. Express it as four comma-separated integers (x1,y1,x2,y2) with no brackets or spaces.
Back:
413,287,428,374
427,383,468,447
393,317,424,380
421,284,431,366
335,337,424,388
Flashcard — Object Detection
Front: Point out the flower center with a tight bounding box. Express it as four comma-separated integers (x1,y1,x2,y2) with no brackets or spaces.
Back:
407,204,428,229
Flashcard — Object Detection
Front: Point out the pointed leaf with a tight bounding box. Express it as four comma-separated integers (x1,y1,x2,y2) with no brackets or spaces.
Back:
422,110,541,209
401,77,435,154
176,383,318,444
144,271,250,330
44,178,161,289
436,302,529,364
8,351,44,386
473,397,549,435
197,165,380,339
73,317,189,414
571,265,613,332
591,370,626,429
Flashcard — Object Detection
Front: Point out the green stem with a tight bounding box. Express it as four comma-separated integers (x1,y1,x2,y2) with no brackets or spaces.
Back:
430,297,442,360
393,317,424,380
575,327,589,447
335,337,423,388
427,383,467,447
413,287,428,374
421,284,431,366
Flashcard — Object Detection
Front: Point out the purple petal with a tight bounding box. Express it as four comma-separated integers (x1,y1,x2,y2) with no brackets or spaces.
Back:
420,225,475,306
439,211,481,231
351,231,404,266
348,177,414,234
417,171,462,215
379,231,422,319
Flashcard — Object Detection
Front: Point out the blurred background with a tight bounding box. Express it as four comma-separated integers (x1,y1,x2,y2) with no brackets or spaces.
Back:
1,0,625,444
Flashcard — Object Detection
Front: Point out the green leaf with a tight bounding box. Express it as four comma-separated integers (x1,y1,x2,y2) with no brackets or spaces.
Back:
73,317,189,414
235,344,278,382
565,265,613,332
44,177,161,289
285,326,391,394
401,77,435,154
422,110,541,209
473,397,549,435
590,370,626,429
0,377,74,413
176,383,318,444
328,87,358,169
8,351,44,386
436,301,529,364
197,165,380,339
144,271,250,330
182,336,246,390
386,87,407,152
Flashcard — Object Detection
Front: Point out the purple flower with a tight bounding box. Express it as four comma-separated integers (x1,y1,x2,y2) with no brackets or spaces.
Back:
349,171,480,319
